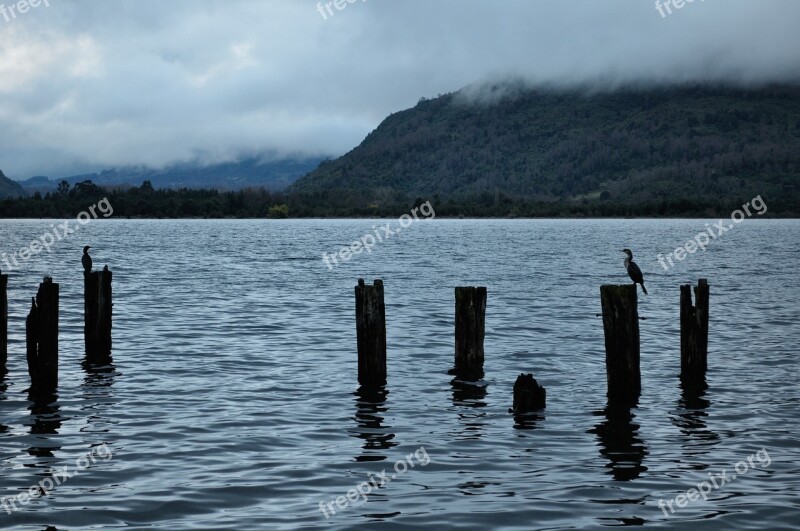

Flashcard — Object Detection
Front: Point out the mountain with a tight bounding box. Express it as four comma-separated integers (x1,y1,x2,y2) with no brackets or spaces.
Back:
0,170,26,198
288,84,800,216
18,156,324,194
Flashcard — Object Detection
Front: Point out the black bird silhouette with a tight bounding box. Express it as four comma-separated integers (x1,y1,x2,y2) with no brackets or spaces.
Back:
622,249,648,295
82,246,92,274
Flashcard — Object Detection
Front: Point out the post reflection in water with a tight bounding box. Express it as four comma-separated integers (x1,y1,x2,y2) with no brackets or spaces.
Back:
0,377,9,437
26,390,63,462
81,357,118,435
351,385,396,462
513,410,545,431
449,368,488,440
589,401,649,482
671,377,720,469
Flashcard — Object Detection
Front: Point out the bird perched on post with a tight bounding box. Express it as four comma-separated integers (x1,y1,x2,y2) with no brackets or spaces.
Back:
622,249,648,295
82,246,93,274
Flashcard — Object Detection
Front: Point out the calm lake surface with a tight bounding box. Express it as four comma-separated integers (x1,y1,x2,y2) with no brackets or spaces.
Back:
0,219,798,530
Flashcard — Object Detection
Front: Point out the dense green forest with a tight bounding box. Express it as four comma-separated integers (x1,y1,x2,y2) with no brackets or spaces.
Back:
0,180,291,219
289,83,800,216
0,178,796,218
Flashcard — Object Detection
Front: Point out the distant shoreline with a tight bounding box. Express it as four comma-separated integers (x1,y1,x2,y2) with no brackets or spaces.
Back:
1,215,798,220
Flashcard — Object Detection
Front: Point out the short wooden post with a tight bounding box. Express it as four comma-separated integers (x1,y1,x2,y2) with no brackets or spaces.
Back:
85,267,113,360
512,373,546,413
600,285,641,404
681,279,709,384
1,273,7,374
355,279,386,386
27,279,59,392
454,287,486,370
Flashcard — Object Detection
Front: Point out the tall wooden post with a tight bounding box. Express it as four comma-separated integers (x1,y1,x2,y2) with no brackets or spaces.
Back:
85,267,113,360
1,273,7,374
681,279,709,384
27,279,59,392
454,287,486,370
600,285,640,404
26,298,38,384
355,279,386,386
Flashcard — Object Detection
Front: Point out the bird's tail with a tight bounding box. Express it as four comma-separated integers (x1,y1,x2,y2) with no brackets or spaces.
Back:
641,283,648,296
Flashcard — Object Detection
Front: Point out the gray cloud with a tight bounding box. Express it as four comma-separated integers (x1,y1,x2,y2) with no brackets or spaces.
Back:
1,0,799,178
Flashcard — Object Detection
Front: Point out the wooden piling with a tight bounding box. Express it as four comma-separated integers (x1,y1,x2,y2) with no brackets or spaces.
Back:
1,273,7,374
454,287,487,370
27,279,59,392
681,279,709,384
600,285,641,404
26,298,39,384
85,267,113,360
512,373,546,413
355,279,386,386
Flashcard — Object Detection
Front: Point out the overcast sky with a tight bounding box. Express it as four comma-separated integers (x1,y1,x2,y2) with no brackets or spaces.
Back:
1,0,799,179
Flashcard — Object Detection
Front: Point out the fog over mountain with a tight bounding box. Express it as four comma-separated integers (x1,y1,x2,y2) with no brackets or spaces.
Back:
1,0,799,179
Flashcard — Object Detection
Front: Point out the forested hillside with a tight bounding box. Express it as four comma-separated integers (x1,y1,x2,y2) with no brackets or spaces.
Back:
289,84,800,216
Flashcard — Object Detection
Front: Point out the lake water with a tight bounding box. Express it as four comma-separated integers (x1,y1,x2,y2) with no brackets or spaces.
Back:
0,219,798,530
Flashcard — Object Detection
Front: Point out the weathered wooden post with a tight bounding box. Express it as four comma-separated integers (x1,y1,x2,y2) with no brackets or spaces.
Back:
681,279,709,384
27,279,59,392
26,298,38,384
355,279,386,386
454,287,487,370
512,373,546,413
1,273,7,374
85,267,113,360
600,285,640,404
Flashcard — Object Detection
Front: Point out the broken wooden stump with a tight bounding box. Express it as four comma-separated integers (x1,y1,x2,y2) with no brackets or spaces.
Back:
600,285,641,404
85,267,113,361
355,279,386,386
512,373,546,413
681,279,709,386
1,273,7,375
454,287,486,371
27,279,59,392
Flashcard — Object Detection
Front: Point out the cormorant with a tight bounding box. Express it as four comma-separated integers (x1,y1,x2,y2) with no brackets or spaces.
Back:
622,249,648,295
82,246,92,274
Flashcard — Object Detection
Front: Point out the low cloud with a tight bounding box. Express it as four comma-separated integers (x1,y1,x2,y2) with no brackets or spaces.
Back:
1,0,798,178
